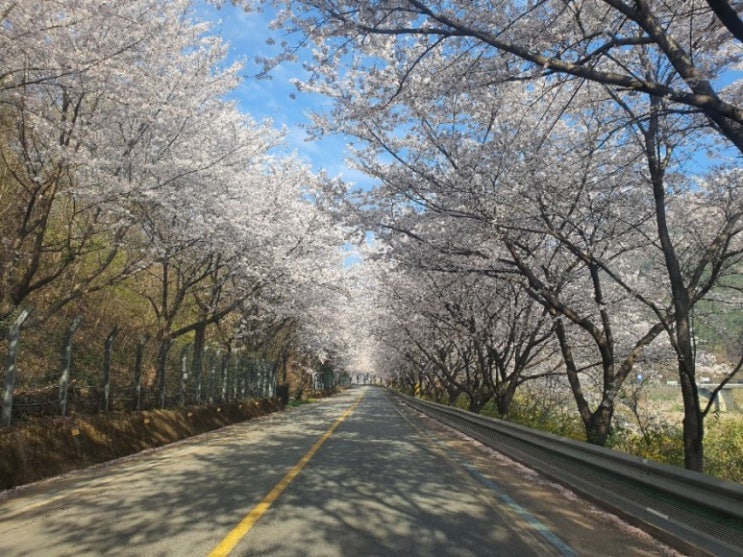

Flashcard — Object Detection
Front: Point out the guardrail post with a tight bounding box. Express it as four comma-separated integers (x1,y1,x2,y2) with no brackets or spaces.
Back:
102,325,119,412
2,309,30,427
59,316,82,417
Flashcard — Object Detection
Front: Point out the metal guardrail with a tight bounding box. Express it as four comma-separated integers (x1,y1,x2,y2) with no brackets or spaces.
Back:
391,391,743,557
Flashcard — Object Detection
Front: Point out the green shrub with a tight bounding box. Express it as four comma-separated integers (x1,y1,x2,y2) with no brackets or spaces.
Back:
450,392,470,410
609,422,685,468
497,394,586,442
704,417,743,483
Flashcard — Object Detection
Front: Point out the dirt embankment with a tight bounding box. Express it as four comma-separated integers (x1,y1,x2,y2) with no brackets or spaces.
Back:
0,398,283,491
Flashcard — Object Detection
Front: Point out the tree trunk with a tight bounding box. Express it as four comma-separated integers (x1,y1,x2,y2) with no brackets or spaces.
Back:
445,385,460,406
467,390,490,414
495,383,517,418
645,98,705,471
678,321,704,471
586,402,614,446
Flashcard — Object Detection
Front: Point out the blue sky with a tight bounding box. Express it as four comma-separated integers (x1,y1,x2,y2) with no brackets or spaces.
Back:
199,2,373,189
200,3,741,190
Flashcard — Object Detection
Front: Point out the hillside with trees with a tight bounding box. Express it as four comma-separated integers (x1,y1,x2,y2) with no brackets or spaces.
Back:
0,1,359,425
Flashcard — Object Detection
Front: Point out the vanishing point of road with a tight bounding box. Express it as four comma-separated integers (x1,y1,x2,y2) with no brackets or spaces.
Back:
0,386,679,556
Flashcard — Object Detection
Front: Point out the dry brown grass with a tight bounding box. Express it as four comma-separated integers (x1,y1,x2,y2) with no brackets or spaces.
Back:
0,398,283,490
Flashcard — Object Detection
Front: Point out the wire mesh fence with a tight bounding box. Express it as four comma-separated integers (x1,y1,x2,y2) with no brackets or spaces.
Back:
2,315,278,426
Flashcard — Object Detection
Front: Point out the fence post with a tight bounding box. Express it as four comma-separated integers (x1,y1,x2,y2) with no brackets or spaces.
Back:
102,325,119,412
134,335,148,411
157,338,171,409
245,357,253,397
220,352,229,402
179,346,189,407
2,309,30,427
231,354,240,401
59,316,82,417
260,361,268,398
240,355,247,399
271,365,277,398
253,360,261,397
208,349,219,405
232,356,239,401
193,348,202,406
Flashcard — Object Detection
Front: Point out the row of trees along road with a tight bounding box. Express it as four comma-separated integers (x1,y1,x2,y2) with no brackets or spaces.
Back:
252,0,743,472
0,2,359,409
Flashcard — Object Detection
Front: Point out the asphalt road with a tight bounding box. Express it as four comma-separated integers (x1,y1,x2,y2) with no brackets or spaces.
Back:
0,386,680,556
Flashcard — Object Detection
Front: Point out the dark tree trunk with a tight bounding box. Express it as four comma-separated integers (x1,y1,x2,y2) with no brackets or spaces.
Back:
495,383,517,418
585,403,614,446
644,98,705,471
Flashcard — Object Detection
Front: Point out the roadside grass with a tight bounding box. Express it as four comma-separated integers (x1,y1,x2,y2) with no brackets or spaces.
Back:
287,397,319,408
420,389,743,483
703,416,743,482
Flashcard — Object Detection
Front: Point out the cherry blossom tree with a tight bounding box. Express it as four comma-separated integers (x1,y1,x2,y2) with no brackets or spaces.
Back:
0,0,357,407
0,0,241,326
366,249,559,414
249,0,743,470
325,75,672,445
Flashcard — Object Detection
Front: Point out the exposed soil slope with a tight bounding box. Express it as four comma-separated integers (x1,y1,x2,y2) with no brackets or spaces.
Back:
0,399,282,490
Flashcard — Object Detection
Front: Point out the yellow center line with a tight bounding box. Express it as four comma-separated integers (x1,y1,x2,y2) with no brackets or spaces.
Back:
207,393,364,557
